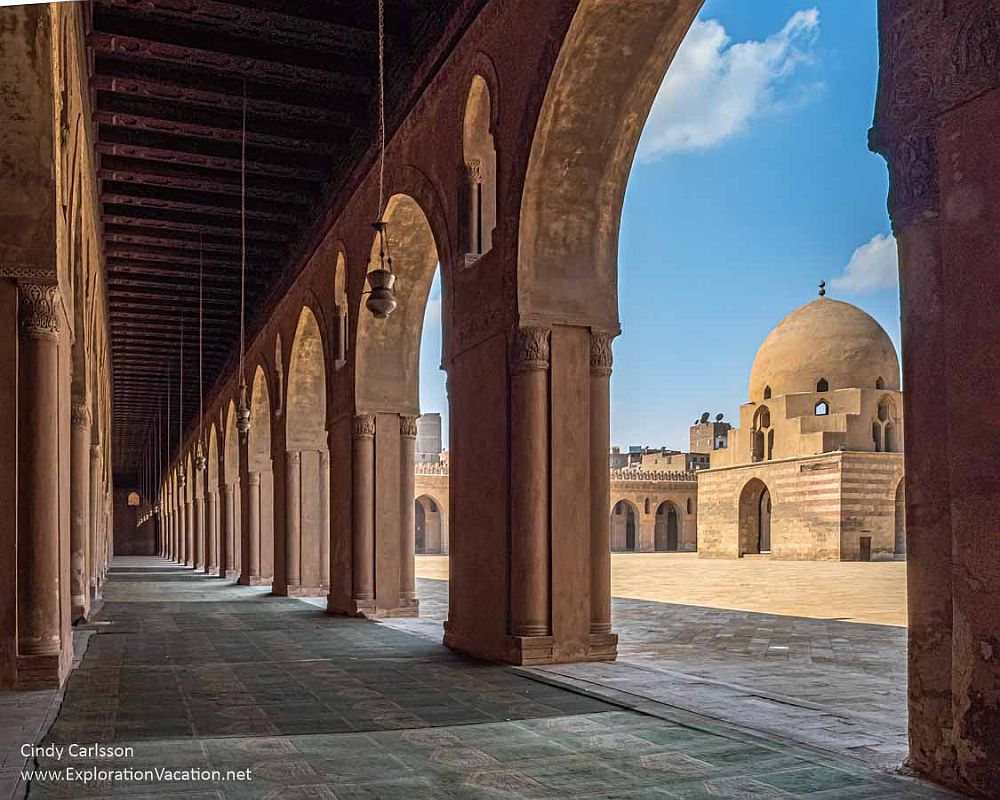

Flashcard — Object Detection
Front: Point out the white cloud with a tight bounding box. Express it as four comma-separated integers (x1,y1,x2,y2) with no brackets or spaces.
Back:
637,9,821,159
830,233,898,293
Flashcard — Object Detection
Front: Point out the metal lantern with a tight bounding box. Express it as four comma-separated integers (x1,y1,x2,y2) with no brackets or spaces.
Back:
365,220,397,319
237,381,252,434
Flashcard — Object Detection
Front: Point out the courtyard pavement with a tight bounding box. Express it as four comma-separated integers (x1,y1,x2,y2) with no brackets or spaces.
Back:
8,557,959,799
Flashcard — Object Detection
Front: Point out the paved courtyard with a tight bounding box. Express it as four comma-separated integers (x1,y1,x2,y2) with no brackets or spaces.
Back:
5,558,959,799
409,554,912,772
415,553,908,627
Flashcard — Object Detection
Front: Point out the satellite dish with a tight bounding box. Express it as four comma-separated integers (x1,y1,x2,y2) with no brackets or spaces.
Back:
700,412,710,424
715,413,724,422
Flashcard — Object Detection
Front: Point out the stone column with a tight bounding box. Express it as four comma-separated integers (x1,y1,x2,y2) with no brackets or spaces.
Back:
464,160,483,255
399,416,417,602
204,490,216,573
247,471,261,581
509,326,550,637
319,448,330,588
70,402,91,621
220,483,234,577
352,414,375,605
285,450,301,590
871,128,954,781
184,492,194,567
589,332,614,635
194,492,205,570
16,283,63,660
89,442,101,594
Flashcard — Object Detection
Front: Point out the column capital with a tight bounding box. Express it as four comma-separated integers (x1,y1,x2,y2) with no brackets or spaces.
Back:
589,331,616,377
248,471,261,486
353,413,376,439
287,449,301,465
509,326,550,372
71,402,91,428
465,158,483,184
399,415,418,439
18,282,60,341
869,128,939,232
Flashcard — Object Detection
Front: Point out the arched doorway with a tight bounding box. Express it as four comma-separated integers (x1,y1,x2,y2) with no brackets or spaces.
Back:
738,478,771,556
284,306,330,596
894,479,905,557
611,500,638,552
654,501,680,552
414,495,445,555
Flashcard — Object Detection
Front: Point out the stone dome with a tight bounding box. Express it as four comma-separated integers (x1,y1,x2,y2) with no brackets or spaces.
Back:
748,297,900,400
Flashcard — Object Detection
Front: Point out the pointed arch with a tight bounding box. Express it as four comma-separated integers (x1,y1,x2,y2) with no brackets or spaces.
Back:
610,499,640,552
287,306,328,450
355,193,441,415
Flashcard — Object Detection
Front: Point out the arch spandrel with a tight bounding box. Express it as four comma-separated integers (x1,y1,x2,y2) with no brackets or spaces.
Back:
224,401,239,484
517,0,702,328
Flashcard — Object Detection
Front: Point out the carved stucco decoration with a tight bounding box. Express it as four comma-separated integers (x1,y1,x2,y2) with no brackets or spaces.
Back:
589,331,616,377
509,326,550,372
353,413,376,439
19,283,61,340
400,415,418,439
871,130,939,230
71,402,91,428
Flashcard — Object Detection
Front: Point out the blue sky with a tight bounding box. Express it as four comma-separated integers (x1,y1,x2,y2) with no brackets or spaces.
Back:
421,0,898,450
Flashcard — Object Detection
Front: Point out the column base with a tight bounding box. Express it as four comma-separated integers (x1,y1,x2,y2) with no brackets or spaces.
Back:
238,575,271,587
332,597,419,619
276,585,329,598
444,630,618,666
16,648,71,690
71,596,90,623
217,569,238,579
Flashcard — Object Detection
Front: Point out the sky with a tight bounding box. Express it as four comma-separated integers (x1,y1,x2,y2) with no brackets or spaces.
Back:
420,0,898,451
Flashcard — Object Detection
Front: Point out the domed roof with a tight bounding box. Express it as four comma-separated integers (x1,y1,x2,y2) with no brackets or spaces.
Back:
748,297,900,400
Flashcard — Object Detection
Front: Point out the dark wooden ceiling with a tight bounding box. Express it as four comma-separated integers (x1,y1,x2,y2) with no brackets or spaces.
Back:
89,0,480,480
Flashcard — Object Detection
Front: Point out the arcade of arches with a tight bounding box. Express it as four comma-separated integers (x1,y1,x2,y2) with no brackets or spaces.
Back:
1,1,999,796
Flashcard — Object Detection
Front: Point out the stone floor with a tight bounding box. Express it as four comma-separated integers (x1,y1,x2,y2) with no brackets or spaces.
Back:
10,558,960,799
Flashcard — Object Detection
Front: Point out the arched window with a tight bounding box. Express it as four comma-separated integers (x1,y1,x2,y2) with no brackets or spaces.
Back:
877,398,890,422
333,253,348,369
462,75,497,260
127,491,140,507
644,497,650,514
686,498,693,515
816,378,829,392
876,376,885,390
767,429,775,460
751,406,770,462
872,421,883,452
884,422,897,453
763,385,772,400
815,400,829,416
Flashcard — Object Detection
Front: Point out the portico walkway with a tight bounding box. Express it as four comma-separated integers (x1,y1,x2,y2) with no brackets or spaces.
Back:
16,558,957,799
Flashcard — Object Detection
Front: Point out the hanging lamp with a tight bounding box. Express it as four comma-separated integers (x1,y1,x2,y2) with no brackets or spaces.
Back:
365,0,398,319
236,82,252,434
195,234,207,472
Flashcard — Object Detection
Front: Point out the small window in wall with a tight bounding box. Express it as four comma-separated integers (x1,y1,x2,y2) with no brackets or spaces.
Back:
872,421,883,452
876,376,885,390
877,399,890,423
686,498,693,514
644,498,650,514
767,429,775,460
816,378,829,392
462,75,497,260
763,385,772,399
127,491,140,507
815,400,829,416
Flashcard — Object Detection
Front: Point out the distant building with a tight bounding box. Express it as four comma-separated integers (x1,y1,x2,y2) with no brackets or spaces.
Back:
689,413,731,453
698,294,905,561
416,413,443,464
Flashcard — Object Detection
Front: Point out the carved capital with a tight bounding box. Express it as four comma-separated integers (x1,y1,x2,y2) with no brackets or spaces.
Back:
71,402,91,428
589,331,616,377
871,129,939,231
353,413,376,439
400,415,418,439
248,471,261,486
287,449,301,465
18,282,60,341
509,326,550,372
465,158,483,183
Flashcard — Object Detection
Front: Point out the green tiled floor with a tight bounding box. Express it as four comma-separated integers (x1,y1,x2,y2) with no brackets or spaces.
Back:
24,558,960,799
